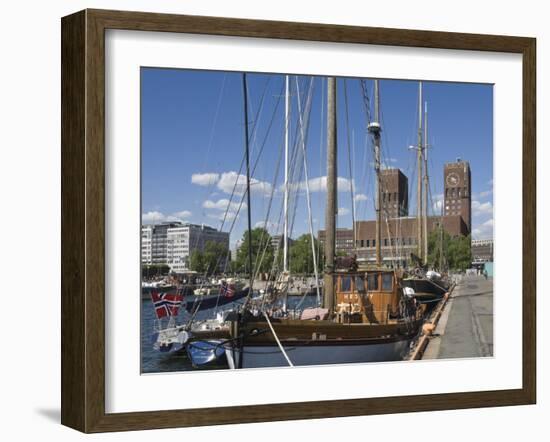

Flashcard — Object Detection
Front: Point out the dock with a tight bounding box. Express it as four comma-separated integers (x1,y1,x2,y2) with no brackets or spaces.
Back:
410,274,493,360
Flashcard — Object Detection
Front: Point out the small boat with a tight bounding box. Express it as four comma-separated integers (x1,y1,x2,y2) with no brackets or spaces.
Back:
186,340,230,368
184,287,249,313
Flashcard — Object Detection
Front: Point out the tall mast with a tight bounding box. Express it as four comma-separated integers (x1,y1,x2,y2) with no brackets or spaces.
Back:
242,73,254,296
368,80,382,266
323,77,337,312
283,75,290,273
295,76,322,307
422,101,429,265
416,82,423,261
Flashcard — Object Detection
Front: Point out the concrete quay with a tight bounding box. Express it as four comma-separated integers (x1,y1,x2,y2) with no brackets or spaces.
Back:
423,274,493,360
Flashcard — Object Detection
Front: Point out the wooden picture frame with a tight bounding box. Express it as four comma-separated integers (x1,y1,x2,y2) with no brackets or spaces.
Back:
61,8,536,433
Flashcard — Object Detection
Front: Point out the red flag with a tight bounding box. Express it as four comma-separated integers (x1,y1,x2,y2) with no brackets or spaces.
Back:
220,281,235,298
151,291,183,319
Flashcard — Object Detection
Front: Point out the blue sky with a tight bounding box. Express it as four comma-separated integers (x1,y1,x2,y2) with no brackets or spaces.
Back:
141,68,494,248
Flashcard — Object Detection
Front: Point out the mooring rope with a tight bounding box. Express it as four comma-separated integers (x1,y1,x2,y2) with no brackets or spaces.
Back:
262,311,294,367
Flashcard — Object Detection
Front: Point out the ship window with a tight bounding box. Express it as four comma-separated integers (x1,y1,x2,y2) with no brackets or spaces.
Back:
341,276,352,292
382,274,393,291
355,277,365,292
367,274,378,291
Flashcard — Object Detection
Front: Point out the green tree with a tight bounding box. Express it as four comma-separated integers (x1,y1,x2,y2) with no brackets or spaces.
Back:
235,227,274,274
427,229,472,272
189,241,230,276
202,241,230,275
427,228,450,270
189,250,206,274
227,259,240,275
448,234,472,272
289,234,322,274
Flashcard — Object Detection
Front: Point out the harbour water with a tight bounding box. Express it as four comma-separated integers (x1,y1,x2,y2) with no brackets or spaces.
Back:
140,293,320,373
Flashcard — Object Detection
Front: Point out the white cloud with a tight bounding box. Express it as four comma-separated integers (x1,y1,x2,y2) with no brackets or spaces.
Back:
369,162,394,170
473,188,493,199
254,221,281,233
431,193,444,213
203,198,245,212
338,207,350,216
472,218,494,239
217,171,273,196
472,200,493,217
142,210,192,224
142,211,166,224
168,210,192,221
290,176,353,193
191,173,220,186
354,193,368,202
479,189,493,198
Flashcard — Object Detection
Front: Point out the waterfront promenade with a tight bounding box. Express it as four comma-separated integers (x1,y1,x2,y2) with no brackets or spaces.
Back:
423,274,494,359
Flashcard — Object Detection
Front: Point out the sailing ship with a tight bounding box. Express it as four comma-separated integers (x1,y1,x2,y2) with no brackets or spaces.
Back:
401,82,451,303
175,75,426,369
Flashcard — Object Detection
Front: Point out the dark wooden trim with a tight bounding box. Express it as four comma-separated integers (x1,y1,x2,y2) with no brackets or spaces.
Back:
61,9,87,431
522,38,537,404
89,389,533,432
85,9,107,432
89,8,532,53
61,8,537,433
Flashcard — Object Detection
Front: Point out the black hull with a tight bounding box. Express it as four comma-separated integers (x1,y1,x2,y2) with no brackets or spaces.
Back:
184,289,249,312
402,278,448,302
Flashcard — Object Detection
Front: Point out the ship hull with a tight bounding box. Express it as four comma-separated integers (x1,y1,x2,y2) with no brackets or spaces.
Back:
233,336,411,368
402,278,448,301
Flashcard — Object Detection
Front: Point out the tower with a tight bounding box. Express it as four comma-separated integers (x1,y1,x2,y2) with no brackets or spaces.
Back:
380,168,409,218
444,160,471,234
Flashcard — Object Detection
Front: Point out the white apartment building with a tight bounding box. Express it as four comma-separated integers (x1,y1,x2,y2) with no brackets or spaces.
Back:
471,238,494,263
141,222,229,273
141,225,153,265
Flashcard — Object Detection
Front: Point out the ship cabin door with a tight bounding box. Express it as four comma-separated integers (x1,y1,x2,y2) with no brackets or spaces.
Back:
334,273,366,323
364,271,399,324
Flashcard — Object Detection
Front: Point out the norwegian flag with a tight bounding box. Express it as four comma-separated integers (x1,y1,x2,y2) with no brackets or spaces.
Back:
150,291,183,319
220,281,235,298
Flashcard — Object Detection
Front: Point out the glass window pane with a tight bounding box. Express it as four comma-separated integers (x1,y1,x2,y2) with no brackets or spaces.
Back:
341,276,352,292
367,274,378,291
355,276,365,292
382,274,393,291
